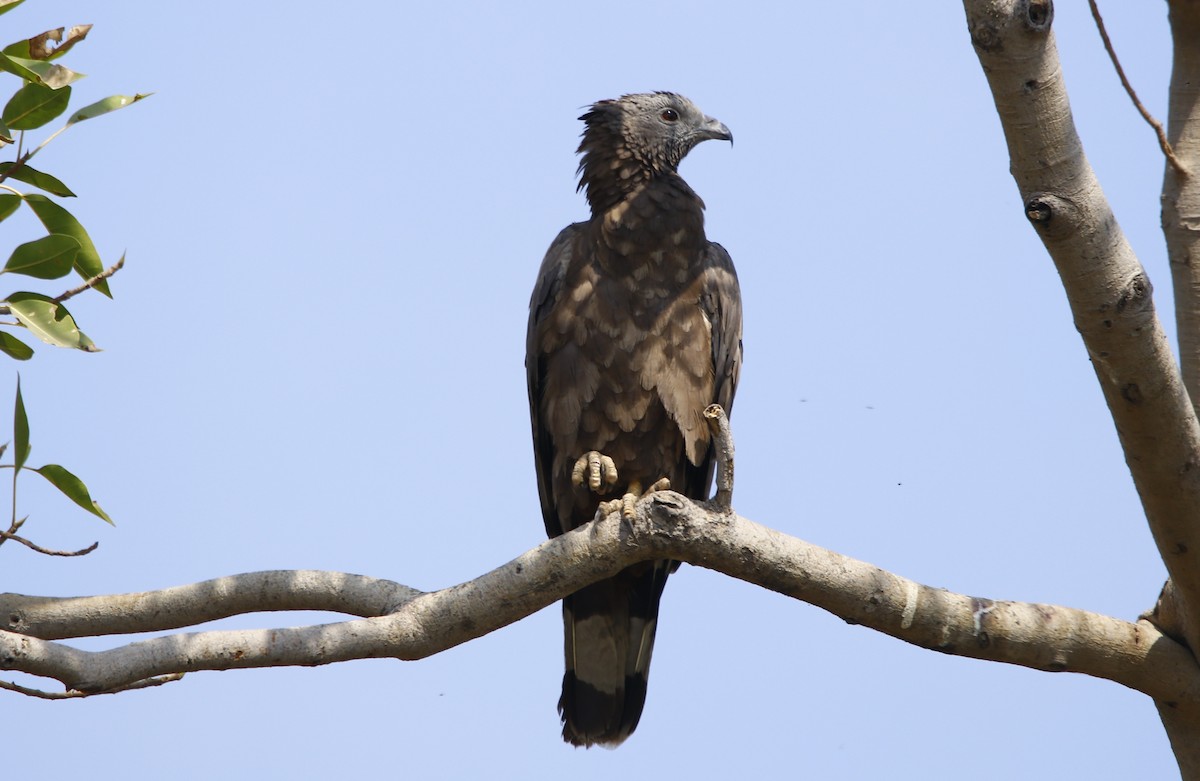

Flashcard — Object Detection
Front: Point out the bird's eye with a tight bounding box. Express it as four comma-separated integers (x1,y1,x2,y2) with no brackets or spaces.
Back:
660,108,679,122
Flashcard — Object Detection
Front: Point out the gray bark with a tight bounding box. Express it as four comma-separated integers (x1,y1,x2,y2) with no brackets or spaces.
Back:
965,0,1200,775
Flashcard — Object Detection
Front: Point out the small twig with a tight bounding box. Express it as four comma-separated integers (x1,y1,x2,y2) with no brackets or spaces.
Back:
0,527,97,557
0,149,34,187
53,255,124,304
0,256,125,316
0,122,75,186
0,673,184,699
703,403,734,510
1089,0,1188,175
0,514,24,550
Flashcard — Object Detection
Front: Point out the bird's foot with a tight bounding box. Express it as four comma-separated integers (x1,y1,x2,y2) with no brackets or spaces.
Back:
571,451,619,494
599,477,672,530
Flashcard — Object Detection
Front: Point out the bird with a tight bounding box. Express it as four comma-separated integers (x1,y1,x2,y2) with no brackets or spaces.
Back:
525,92,742,747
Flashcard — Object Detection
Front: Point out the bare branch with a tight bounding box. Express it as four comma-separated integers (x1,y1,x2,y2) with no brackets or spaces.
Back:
703,403,734,510
0,673,183,699
1089,0,1187,175
2,503,1197,711
2,570,421,640
0,528,96,557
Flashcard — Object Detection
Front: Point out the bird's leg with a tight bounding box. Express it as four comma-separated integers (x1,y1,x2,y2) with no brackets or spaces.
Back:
571,451,619,494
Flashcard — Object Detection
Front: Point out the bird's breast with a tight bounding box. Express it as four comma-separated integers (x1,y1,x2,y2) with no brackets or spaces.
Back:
538,261,715,473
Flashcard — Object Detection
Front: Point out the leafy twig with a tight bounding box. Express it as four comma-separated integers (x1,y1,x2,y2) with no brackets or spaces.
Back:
0,513,23,550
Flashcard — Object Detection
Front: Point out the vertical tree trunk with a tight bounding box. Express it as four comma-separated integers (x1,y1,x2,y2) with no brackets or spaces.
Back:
964,0,1200,774
1160,3,1200,775
1165,2,1200,407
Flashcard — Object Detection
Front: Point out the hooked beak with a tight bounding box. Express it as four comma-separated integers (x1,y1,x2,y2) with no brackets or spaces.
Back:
697,115,733,146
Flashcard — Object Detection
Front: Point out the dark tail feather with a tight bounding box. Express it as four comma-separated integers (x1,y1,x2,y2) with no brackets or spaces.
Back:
559,561,671,747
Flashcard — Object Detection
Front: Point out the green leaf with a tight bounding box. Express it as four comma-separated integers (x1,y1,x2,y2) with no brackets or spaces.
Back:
0,0,25,18
66,93,152,126
22,195,110,296
5,292,97,351
0,53,40,83
33,463,112,524
0,54,83,89
3,234,79,279
13,376,28,471
0,51,38,83
0,192,21,222
4,83,71,130
0,162,74,196
3,25,92,61
0,330,32,360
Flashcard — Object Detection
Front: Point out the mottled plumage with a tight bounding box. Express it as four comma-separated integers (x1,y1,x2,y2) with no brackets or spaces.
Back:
527,92,742,747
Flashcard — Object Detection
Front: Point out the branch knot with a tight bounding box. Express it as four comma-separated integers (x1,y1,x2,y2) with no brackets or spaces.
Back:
1021,0,1053,32
1022,192,1078,239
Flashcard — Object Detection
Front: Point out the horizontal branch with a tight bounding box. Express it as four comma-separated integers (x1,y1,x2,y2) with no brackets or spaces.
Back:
2,570,421,640
0,672,182,698
2,496,1197,711
0,529,96,557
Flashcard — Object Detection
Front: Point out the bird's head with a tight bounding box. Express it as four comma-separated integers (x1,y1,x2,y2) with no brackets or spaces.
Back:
576,92,731,210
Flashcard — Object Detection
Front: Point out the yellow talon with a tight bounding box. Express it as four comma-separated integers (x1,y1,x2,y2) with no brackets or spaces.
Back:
571,451,618,493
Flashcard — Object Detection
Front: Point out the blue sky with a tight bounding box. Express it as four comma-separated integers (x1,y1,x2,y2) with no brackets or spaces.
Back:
3,1,1181,777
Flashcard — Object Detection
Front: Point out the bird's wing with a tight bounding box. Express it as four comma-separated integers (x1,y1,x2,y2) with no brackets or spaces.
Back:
526,222,585,538
681,241,743,500
703,241,743,419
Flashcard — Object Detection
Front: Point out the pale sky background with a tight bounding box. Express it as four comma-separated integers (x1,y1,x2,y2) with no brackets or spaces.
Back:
2,2,1183,778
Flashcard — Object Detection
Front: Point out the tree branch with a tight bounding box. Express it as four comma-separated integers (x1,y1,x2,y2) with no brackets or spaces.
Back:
0,673,183,699
1165,0,1200,414
703,403,734,510
2,570,420,640
962,0,1200,655
1159,2,1200,767
1,499,1196,709
0,528,97,557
